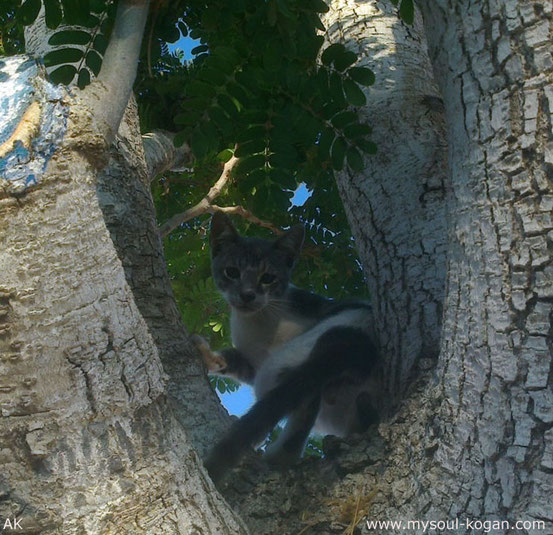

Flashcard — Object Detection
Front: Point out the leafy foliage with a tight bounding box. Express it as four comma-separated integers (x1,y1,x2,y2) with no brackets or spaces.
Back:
42,0,116,87
390,0,415,25
1,0,420,401
0,1,24,55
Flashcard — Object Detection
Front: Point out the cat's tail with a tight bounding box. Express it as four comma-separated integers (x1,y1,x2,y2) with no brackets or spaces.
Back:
204,326,378,483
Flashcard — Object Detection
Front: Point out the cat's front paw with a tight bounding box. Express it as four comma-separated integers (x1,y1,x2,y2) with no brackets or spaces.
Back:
191,334,227,373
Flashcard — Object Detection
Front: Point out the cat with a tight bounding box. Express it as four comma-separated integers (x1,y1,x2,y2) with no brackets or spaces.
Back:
193,212,380,482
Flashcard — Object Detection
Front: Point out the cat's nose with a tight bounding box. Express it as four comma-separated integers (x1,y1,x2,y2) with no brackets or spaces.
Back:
240,290,256,304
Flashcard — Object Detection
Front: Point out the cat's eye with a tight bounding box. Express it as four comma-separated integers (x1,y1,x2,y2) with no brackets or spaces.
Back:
224,267,240,279
260,273,276,285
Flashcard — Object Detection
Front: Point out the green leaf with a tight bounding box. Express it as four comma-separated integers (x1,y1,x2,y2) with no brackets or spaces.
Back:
211,46,240,67
277,0,293,18
192,44,209,55
316,67,328,94
44,48,84,67
199,121,220,153
334,50,357,72
267,0,277,25
331,137,347,170
85,50,102,75
217,148,234,162
303,35,324,62
209,55,235,76
399,0,415,24
321,102,341,120
93,34,109,55
270,168,296,190
343,79,366,106
174,111,202,126
177,21,188,37
356,138,377,154
346,146,363,171
187,80,216,98
305,0,329,13
200,67,226,86
208,107,233,136
48,30,92,46
77,68,91,89
44,0,63,29
181,97,211,111
218,94,239,116
343,123,372,138
160,23,180,44
237,125,266,143
318,128,334,160
285,64,301,92
331,111,356,129
329,72,345,106
269,146,297,169
190,127,209,158
18,0,42,25
61,0,90,25
49,64,77,85
89,0,106,13
226,83,250,106
241,110,267,124
238,169,266,193
235,139,266,158
347,67,375,86
237,154,266,174
263,39,282,71
321,43,345,66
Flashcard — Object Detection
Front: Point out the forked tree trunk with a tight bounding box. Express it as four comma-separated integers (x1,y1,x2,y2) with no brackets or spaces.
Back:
96,98,230,456
414,0,553,523
224,2,552,532
0,57,246,535
323,0,448,401
3,0,551,533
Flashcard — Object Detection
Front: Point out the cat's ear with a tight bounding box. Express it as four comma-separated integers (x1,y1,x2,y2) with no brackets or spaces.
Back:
210,212,238,255
275,224,304,266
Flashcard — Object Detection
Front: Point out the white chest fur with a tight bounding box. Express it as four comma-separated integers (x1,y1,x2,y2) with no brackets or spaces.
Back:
231,308,313,369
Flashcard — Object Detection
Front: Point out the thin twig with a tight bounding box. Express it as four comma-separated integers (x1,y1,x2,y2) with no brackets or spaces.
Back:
158,155,282,237
209,205,283,235
158,155,239,237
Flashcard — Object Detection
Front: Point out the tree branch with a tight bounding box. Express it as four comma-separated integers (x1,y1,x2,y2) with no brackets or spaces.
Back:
158,155,238,237
210,205,283,235
158,155,281,237
83,0,150,143
142,130,193,180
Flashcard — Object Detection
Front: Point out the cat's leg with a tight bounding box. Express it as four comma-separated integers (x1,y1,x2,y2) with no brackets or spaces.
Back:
191,335,255,384
355,391,380,431
264,395,320,466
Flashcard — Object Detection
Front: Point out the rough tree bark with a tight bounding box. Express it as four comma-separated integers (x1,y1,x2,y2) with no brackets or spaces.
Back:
2,1,552,534
415,0,553,524
220,2,553,533
0,2,245,532
323,0,448,400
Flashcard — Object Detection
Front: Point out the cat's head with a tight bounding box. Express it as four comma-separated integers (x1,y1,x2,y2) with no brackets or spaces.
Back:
210,212,304,314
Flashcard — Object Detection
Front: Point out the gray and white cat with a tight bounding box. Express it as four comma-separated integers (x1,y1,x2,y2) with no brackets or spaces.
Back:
194,212,380,482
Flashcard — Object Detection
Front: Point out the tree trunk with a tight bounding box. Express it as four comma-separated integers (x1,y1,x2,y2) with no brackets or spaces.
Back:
4,1,552,533
221,1,553,533
0,56,246,535
323,0,448,401
96,97,230,456
414,0,553,523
